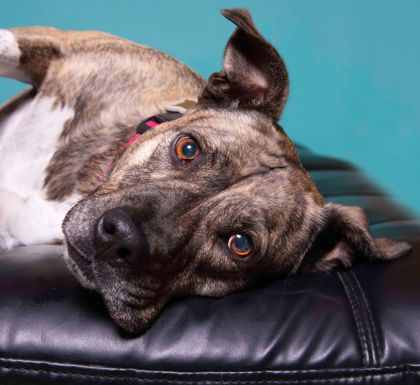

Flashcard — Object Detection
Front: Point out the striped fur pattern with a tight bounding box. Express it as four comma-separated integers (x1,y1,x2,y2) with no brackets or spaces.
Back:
0,9,410,332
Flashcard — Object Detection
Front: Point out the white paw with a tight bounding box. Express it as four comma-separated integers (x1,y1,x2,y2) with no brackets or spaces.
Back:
0,188,21,250
0,188,77,249
0,228,18,251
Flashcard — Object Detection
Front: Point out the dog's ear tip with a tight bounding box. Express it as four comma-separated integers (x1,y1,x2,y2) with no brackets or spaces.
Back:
375,238,412,260
299,203,412,273
220,8,234,19
200,7,288,121
220,8,253,25
220,8,248,17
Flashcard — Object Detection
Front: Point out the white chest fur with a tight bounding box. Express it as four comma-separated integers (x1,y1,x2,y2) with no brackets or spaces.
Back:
0,95,78,249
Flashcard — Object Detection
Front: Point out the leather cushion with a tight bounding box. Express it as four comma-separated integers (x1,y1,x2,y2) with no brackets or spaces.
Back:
1,148,419,384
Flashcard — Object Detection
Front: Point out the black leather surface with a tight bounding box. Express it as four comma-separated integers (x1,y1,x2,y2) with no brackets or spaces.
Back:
1,148,419,385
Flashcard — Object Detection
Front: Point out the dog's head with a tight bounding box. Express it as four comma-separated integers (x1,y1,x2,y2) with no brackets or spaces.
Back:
63,9,410,333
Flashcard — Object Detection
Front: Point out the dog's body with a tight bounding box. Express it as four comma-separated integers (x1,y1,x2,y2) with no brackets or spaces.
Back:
0,27,205,249
0,9,411,333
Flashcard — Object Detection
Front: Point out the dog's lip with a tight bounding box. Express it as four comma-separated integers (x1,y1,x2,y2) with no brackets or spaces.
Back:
126,287,157,302
95,245,144,268
65,238,92,264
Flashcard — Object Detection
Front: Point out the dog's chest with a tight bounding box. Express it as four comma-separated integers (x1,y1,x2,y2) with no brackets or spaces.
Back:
0,95,74,196
0,95,78,248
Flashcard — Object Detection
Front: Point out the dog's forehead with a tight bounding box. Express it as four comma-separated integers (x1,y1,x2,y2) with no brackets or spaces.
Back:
196,168,309,227
179,108,286,149
146,108,285,154
185,108,277,139
105,108,293,187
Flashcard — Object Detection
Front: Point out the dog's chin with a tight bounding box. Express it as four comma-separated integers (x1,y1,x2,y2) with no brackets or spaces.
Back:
102,294,163,334
63,238,165,333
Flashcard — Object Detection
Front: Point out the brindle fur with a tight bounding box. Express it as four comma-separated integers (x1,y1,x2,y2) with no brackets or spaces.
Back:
10,26,205,199
3,9,411,333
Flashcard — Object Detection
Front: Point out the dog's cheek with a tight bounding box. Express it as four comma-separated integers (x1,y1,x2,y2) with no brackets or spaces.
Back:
177,251,250,298
193,277,248,297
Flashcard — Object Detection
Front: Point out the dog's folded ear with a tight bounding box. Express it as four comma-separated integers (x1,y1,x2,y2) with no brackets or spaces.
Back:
198,8,289,121
299,203,412,273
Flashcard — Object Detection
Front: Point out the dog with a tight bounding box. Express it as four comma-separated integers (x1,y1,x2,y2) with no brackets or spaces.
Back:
0,9,411,333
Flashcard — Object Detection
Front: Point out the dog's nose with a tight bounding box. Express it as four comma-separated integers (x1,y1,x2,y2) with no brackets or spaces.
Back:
94,208,150,266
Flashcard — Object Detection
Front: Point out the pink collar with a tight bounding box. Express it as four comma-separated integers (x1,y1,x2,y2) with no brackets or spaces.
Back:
99,112,182,184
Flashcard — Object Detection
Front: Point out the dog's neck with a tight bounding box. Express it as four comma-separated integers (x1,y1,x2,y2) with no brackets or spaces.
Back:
136,111,184,135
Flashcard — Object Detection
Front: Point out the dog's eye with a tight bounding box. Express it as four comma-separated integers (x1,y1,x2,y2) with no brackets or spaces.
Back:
228,234,252,256
176,137,200,160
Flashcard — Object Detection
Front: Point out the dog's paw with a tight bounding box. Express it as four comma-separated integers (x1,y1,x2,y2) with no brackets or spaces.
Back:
0,188,73,249
0,188,21,251
0,229,18,251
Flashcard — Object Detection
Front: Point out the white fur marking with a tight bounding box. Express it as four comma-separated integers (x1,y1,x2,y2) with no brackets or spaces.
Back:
113,133,166,178
0,189,78,248
0,30,20,63
0,29,29,82
0,96,76,249
133,135,164,166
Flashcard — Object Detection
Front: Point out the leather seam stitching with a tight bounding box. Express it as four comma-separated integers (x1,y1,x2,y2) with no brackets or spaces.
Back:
336,271,370,366
351,271,381,366
1,365,419,383
1,358,419,375
345,271,378,366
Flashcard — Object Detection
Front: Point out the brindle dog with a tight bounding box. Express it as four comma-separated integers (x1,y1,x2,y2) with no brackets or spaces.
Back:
0,9,410,333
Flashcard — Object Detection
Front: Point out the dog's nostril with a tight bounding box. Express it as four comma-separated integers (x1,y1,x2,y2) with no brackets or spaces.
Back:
95,208,150,266
117,247,131,260
104,221,116,235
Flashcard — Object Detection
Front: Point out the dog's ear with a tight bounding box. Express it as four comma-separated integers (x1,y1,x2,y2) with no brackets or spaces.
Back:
300,203,411,273
198,8,289,121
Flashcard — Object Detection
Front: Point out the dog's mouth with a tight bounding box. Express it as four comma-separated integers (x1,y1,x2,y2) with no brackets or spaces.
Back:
62,198,171,332
64,224,168,332
63,236,96,290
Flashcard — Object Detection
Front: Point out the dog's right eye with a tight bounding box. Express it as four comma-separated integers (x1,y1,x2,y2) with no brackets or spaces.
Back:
176,137,200,161
228,234,252,257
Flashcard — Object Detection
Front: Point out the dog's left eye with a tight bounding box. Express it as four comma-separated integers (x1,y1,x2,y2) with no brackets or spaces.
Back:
176,137,200,160
228,234,252,256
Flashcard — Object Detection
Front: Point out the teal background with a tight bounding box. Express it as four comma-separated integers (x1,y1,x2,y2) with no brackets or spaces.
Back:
1,0,419,214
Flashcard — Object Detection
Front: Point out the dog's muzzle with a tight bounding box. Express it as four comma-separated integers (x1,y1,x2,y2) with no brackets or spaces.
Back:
94,208,150,267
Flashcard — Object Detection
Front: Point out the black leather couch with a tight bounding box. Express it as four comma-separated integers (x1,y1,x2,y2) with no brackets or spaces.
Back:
1,144,419,385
